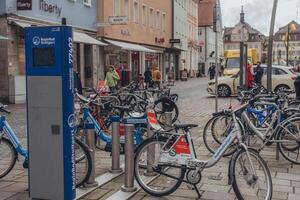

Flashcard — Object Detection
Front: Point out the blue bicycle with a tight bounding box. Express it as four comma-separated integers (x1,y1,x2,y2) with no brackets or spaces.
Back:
75,93,163,153
0,103,92,187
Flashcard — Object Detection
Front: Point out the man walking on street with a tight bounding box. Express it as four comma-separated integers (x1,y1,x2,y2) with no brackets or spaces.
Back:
254,61,264,85
208,64,216,80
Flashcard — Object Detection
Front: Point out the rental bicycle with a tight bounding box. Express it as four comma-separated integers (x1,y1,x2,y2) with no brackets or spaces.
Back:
134,102,272,200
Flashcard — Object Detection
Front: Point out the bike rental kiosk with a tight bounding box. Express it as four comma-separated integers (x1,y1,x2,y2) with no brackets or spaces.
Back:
25,26,75,200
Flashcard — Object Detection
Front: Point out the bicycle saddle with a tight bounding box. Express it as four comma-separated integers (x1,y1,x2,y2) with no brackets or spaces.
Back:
174,124,198,130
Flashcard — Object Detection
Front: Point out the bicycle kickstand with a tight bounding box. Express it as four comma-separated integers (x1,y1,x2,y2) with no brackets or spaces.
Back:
193,184,202,199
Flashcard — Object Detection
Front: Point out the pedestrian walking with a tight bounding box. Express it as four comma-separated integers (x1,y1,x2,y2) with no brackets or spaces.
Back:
144,67,152,88
208,65,216,80
247,61,254,88
104,65,120,93
254,61,264,85
153,65,162,88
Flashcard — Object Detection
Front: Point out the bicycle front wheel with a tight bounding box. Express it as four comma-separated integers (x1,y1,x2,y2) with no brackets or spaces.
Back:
134,138,185,197
231,148,272,200
75,138,92,187
0,137,17,178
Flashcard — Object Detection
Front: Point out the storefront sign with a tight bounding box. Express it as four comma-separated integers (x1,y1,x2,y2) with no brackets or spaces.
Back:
17,0,32,10
109,16,128,25
39,0,62,17
169,39,181,44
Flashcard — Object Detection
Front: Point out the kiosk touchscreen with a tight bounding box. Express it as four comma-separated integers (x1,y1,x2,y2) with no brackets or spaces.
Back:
25,26,75,200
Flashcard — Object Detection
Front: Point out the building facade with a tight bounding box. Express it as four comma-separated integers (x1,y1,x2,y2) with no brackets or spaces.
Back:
171,0,188,80
223,8,265,63
198,0,223,75
97,0,172,82
273,21,300,66
0,0,105,103
187,0,199,77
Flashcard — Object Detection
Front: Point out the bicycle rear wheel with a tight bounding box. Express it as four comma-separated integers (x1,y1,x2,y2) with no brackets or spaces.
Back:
231,148,272,200
134,138,185,197
0,137,17,178
75,138,92,187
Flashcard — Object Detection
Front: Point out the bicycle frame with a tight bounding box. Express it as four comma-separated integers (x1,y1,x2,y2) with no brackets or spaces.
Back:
81,106,145,145
0,116,28,159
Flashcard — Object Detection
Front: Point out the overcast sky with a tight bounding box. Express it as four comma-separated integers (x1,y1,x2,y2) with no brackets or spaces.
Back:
220,0,300,35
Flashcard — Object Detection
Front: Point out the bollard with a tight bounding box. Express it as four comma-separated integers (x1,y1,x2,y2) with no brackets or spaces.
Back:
84,123,99,187
121,124,137,192
109,116,123,173
145,122,156,176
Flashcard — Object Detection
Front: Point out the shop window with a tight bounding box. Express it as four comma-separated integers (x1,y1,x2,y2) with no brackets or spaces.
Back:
134,0,139,23
83,0,92,7
114,0,120,16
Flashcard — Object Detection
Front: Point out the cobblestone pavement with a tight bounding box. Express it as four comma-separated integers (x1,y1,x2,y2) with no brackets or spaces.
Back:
1,77,300,200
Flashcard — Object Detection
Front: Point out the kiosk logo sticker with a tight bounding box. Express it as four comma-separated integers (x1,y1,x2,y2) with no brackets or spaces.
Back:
32,36,40,45
68,114,77,128
32,36,55,45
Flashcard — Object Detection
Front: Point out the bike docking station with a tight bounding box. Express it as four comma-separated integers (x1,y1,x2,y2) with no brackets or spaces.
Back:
25,26,76,200
107,111,173,200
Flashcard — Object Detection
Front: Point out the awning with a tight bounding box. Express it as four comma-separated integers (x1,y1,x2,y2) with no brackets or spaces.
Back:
12,21,34,28
10,20,106,46
104,39,156,53
0,35,8,40
73,32,107,46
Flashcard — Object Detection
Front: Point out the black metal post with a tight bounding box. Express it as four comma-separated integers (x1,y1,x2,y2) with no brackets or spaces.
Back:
287,24,290,66
244,44,248,88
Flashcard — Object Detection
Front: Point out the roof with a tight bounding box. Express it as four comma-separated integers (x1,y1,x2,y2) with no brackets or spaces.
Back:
276,20,300,34
224,22,263,36
198,0,216,26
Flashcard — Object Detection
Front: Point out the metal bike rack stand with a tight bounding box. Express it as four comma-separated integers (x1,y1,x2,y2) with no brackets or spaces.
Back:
145,121,156,176
84,123,99,187
109,116,123,173
121,124,137,192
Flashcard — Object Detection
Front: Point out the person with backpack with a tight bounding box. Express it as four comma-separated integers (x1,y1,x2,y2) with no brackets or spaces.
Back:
254,61,264,85
153,66,161,88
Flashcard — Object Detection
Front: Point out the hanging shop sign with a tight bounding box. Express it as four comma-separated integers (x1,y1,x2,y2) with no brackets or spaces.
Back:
17,0,32,10
155,37,165,44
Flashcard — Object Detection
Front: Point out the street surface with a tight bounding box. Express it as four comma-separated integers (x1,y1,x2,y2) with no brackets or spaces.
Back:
0,78,300,200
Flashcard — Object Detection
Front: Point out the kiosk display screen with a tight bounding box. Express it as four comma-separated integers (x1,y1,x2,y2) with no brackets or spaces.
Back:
33,48,55,67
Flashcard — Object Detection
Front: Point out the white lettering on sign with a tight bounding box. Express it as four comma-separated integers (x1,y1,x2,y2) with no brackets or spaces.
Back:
68,37,73,64
39,0,62,17
32,37,55,45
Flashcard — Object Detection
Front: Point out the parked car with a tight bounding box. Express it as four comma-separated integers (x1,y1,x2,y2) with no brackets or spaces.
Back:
207,65,297,97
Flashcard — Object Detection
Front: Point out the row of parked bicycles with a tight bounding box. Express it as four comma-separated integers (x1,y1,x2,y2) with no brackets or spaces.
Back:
1,81,300,200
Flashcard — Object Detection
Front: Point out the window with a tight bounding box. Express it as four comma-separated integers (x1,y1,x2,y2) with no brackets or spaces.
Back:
113,0,120,15
162,13,166,31
156,10,160,29
149,8,154,27
83,0,92,7
124,0,130,19
272,68,287,75
142,5,147,26
134,1,139,23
